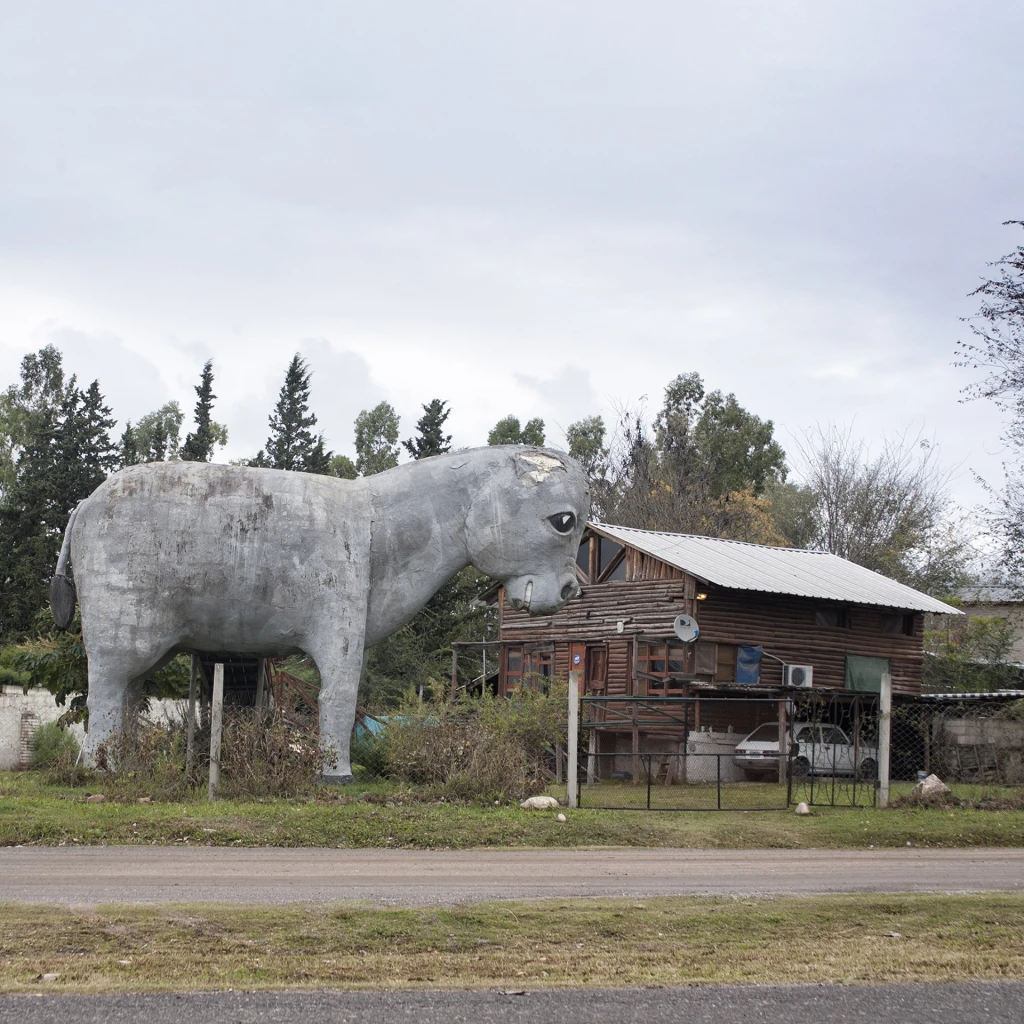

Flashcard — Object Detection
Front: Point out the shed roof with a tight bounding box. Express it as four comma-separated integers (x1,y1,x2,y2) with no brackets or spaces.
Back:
590,523,961,615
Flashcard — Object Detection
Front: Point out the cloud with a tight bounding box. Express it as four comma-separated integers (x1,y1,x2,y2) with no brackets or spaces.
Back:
36,324,170,427
514,365,603,449
221,339,382,461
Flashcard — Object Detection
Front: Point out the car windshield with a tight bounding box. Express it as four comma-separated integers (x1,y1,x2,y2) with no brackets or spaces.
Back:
744,723,779,743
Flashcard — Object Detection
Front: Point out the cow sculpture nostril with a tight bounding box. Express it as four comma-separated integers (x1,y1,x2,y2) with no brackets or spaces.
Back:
561,581,577,601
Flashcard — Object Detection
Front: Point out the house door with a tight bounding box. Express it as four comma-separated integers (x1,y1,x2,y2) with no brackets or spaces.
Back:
585,645,608,695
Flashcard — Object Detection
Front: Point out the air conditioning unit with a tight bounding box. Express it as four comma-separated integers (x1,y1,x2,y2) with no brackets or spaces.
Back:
783,664,813,689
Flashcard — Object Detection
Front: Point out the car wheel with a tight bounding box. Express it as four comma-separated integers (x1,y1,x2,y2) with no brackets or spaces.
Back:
791,756,811,778
857,758,877,781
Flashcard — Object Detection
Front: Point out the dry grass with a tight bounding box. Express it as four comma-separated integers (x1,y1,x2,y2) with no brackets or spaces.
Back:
0,893,1022,993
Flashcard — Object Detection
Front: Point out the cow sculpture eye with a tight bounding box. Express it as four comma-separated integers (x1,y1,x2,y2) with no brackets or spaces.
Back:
548,512,576,534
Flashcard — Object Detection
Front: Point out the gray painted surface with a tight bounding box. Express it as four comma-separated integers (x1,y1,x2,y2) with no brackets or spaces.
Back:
0,847,1020,906
61,447,588,777
3,983,1023,1024
592,523,961,614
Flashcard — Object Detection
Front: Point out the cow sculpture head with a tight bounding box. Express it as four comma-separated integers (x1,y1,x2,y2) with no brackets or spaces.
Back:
465,448,590,615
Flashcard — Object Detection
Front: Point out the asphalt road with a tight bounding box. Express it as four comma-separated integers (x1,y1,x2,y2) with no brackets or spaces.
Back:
2,982,1022,1024
0,846,1021,905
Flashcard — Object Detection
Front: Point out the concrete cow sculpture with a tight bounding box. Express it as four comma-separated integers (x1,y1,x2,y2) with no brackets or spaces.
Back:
51,446,589,781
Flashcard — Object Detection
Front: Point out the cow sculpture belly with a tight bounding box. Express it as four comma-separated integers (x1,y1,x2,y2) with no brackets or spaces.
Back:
52,446,589,781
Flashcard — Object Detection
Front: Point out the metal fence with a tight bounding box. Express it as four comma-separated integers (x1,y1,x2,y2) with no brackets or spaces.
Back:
891,697,1024,787
576,693,883,810
577,696,791,811
577,751,791,810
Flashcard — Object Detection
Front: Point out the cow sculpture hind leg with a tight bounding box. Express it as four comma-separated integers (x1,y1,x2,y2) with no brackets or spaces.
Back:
82,639,174,764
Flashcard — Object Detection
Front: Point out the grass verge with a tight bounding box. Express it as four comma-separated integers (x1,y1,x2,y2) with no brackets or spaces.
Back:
2,772,1024,849
1,893,1022,993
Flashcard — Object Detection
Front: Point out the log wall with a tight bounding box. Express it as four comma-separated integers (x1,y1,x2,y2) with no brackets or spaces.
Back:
499,559,927,697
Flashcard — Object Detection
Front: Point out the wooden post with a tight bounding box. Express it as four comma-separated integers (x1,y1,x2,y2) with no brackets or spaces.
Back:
587,728,597,785
878,670,892,809
208,663,224,801
450,647,459,699
631,724,640,785
922,711,931,775
777,698,788,787
255,658,266,715
185,654,199,778
567,670,579,808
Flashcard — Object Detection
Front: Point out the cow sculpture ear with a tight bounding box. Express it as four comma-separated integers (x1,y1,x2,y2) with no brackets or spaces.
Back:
547,512,576,534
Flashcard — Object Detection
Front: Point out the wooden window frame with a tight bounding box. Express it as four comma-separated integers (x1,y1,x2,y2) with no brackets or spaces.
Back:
636,640,692,696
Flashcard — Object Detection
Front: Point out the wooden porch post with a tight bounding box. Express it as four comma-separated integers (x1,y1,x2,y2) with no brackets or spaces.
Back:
778,699,788,786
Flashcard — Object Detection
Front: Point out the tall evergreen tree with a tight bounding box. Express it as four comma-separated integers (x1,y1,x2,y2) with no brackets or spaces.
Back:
120,422,139,467
264,355,323,471
403,399,452,460
0,357,117,638
180,360,219,463
354,402,400,475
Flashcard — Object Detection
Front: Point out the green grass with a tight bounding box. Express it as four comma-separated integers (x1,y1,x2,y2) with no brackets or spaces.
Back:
2,771,1024,849
2,893,1023,992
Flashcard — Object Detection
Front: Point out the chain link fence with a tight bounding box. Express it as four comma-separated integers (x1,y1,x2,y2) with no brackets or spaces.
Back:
891,696,1024,787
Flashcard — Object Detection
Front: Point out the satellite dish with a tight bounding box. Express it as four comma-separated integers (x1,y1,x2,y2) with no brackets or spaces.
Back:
673,613,700,643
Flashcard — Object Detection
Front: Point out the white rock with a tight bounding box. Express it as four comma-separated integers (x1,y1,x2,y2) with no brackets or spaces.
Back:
556,813,567,823
911,774,951,801
520,795,561,811
794,801,811,816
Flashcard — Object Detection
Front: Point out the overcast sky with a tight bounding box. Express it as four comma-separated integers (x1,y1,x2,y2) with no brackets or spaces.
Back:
2,1,1022,508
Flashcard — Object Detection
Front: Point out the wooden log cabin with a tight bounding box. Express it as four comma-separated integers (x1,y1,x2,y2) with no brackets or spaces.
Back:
494,524,961,771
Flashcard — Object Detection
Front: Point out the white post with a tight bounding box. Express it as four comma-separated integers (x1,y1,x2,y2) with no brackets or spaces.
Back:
208,663,224,801
567,670,579,808
185,654,198,777
878,670,892,809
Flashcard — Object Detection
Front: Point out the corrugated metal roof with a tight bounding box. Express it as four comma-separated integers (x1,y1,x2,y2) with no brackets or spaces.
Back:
917,690,1024,702
591,523,962,615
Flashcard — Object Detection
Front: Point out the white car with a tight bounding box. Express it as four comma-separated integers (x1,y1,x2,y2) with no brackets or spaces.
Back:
733,722,878,780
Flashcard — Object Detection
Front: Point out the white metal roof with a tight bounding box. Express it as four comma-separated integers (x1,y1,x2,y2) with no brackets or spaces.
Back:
591,523,962,615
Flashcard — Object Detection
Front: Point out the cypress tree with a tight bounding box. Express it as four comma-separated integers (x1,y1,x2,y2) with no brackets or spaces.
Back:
0,373,116,639
180,360,217,463
403,399,452,460
265,355,321,471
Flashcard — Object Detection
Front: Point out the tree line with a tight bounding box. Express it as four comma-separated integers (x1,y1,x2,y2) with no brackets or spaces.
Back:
1,299,996,703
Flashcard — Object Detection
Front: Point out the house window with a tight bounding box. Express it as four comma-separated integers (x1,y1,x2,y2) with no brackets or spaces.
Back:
599,537,626,581
715,644,737,683
636,641,692,694
815,607,850,629
504,645,553,692
576,539,590,576
505,646,524,689
881,613,913,636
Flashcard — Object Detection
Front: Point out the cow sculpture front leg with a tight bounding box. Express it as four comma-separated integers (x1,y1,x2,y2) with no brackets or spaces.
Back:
307,630,366,784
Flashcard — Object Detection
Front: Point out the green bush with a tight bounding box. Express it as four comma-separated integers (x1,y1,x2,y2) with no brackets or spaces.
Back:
379,680,568,802
29,721,90,786
29,721,80,769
